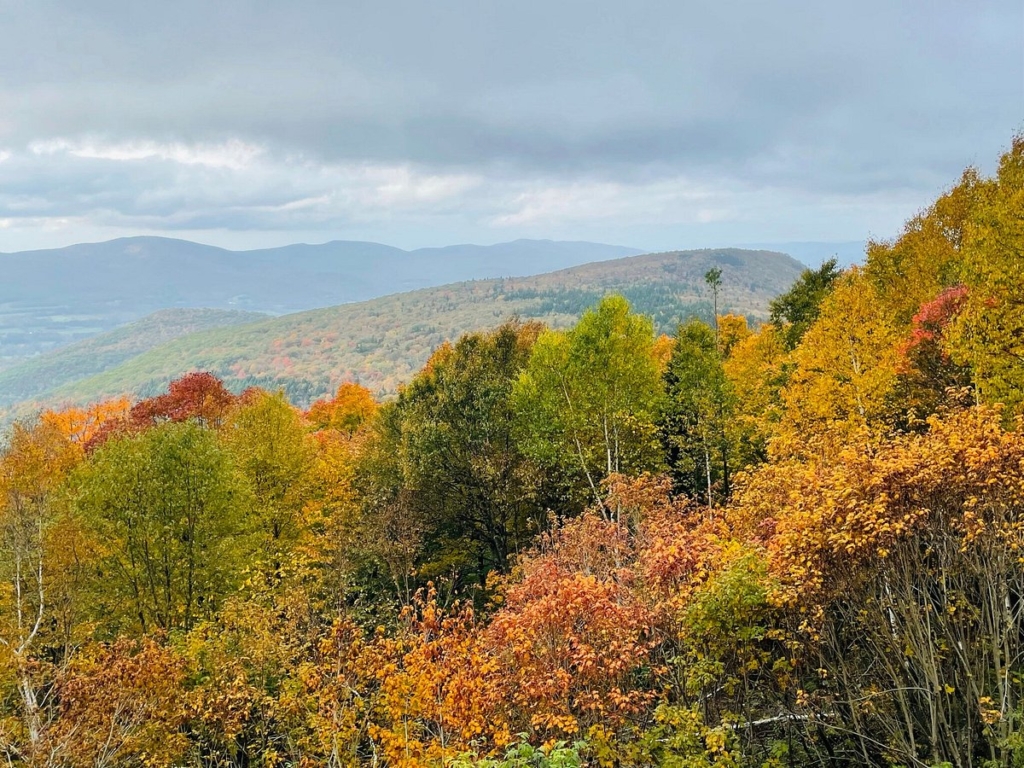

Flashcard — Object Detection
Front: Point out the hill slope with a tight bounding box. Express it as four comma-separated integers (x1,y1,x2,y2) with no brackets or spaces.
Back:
0,237,642,364
0,308,267,408
24,248,803,410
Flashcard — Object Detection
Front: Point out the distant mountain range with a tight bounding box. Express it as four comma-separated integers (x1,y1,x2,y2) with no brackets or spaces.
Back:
0,248,805,416
0,237,643,365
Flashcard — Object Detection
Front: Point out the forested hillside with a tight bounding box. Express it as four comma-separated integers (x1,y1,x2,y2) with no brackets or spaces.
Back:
1,139,1022,767
0,308,266,407
6,248,802,411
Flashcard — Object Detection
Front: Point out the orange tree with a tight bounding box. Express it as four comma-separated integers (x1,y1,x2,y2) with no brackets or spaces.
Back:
735,406,1024,766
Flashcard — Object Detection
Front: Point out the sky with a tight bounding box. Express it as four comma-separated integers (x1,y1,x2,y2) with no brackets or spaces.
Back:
0,0,1021,253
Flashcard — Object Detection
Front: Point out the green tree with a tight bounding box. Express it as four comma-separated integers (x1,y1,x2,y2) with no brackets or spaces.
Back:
358,321,544,594
73,422,249,633
222,390,314,572
513,296,663,513
353,403,426,608
659,319,736,506
769,258,842,350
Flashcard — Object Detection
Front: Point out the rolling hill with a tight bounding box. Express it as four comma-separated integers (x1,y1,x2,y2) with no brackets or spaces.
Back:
0,237,642,365
4,248,805,414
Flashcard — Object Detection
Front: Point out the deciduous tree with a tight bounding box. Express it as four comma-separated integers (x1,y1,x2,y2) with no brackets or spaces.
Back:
73,422,249,633
514,296,663,512
223,389,315,574
776,271,899,453
948,136,1024,412
0,420,82,763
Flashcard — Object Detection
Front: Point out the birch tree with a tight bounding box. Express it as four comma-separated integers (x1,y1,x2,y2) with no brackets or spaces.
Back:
513,295,663,513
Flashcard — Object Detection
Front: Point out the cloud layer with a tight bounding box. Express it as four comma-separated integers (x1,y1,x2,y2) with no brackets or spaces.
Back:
0,0,1020,251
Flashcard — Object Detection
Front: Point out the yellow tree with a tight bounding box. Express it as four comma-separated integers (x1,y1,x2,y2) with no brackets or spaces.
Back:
300,422,374,613
948,136,1024,412
716,313,751,357
775,270,899,455
864,167,982,326
364,593,496,766
308,382,379,434
39,398,130,447
51,638,187,767
222,390,316,575
722,323,788,462
736,407,1024,766
0,420,82,762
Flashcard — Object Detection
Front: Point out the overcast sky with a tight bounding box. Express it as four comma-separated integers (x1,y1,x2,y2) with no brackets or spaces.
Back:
0,0,1020,253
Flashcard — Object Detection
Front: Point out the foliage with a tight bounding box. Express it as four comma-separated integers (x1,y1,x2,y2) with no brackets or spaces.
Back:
864,167,980,327
53,637,187,767
0,419,85,764
890,285,973,426
513,296,664,510
360,321,545,596
774,270,900,453
721,323,787,463
660,319,737,505
622,704,739,768
768,257,842,349
450,738,586,768
72,421,250,633
308,382,380,434
3,139,1024,767
223,389,315,572
483,510,659,740
128,370,237,428
39,398,131,447
736,405,1024,766
948,136,1024,412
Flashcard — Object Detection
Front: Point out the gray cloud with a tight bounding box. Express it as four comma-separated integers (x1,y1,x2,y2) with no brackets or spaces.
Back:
0,0,1020,251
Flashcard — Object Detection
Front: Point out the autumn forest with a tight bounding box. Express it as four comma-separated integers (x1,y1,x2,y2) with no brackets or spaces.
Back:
2,139,1024,768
